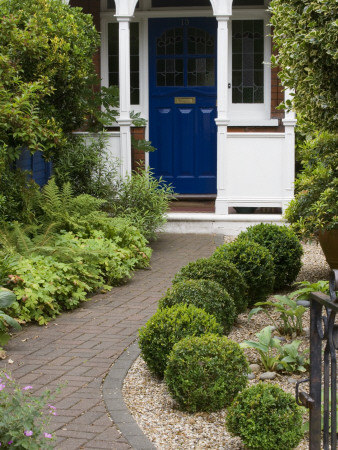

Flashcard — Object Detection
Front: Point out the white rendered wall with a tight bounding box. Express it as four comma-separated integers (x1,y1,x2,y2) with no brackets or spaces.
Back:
222,133,292,210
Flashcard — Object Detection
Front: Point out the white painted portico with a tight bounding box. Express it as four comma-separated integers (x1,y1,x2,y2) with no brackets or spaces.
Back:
99,0,296,220
67,0,296,231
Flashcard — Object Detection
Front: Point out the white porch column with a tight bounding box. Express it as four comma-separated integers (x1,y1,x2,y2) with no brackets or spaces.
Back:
282,88,297,212
215,15,230,215
116,16,133,175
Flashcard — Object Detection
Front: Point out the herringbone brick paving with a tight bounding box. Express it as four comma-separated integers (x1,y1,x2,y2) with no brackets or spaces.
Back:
0,233,219,449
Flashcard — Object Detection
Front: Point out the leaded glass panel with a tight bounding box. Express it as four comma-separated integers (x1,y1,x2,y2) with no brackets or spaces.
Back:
187,58,214,86
188,28,214,55
157,28,183,56
232,20,264,104
108,22,140,105
157,59,184,86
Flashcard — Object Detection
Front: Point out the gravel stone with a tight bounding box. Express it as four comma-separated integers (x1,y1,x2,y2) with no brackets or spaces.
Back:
122,240,326,450
249,364,260,373
247,373,256,380
259,372,277,380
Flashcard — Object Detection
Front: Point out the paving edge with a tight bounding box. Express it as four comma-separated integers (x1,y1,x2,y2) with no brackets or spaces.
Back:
103,340,156,450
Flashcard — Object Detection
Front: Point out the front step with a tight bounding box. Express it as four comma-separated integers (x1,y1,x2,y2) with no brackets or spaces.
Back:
164,213,285,235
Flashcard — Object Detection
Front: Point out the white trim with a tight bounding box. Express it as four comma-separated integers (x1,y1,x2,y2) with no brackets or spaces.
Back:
228,119,279,126
227,132,284,138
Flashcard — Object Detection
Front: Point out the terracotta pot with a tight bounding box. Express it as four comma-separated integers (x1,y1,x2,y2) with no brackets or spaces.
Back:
318,229,338,269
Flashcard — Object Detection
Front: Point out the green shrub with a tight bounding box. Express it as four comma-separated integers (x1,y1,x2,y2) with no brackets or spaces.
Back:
158,279,236,334
226,383,304,450
213,240,275,306
3,229,149,324
111,168,174,240
138,304,223,377
238,224,303,290
173,257,248,314
164,334,248,412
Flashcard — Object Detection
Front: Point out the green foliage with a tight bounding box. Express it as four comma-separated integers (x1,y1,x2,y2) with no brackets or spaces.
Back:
277,341,309,373
0,288,21,348
285,133,338,238
164,334,248,412
270,0,338,132
52,134,121,200
291,279,330,299
227,383,304,450
238,224,303,290
241,326,308,373
0,370,59,449
138,304,223,378
4,226,150,325
0,0,102,154
240,326,282,372
173,257,248,314
111,168,174,240
213,240,275,306
0,147,41,223
158,279,236,334
248,294,307,336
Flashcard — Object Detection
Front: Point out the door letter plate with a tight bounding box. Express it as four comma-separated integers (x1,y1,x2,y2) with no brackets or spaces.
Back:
175,97,196,104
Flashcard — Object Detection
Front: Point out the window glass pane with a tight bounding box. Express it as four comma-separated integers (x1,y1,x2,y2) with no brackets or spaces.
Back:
152,0,210,6
108,22,140,105
232,20,264,104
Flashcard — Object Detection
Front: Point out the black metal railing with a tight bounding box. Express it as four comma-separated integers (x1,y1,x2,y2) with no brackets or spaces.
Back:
296,270,338,450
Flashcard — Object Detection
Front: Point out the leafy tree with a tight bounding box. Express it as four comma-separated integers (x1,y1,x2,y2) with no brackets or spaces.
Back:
0,0,101,157
270,0,338,132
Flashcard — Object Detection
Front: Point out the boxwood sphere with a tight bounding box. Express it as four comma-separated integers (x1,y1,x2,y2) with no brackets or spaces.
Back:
158,279,237,334
164,333,248,412
138,304,223,377
238,223,303,290
213,240,275,306
226,383,304,450
173,257,248,314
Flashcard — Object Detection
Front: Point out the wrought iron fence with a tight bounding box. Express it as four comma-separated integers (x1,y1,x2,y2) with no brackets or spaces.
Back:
296,270,338,450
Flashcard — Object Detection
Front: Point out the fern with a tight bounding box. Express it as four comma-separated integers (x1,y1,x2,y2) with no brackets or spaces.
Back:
61,182,73,211
40,178,63,223
0,222,57,257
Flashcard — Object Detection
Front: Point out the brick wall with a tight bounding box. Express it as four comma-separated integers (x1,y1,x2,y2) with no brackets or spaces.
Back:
131,127,146,172
69,0,101,79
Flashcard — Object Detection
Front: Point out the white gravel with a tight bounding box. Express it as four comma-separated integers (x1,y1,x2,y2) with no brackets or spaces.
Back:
123,241,330,449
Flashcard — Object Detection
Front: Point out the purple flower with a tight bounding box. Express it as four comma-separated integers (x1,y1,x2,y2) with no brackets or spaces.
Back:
24,431,33,437
23,385,33,391
4,373,11,380
0,384,5,391
8,441,13,445
44,433,52,439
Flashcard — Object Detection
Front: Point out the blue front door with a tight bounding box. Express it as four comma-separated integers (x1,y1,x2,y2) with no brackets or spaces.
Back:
149,18,217,194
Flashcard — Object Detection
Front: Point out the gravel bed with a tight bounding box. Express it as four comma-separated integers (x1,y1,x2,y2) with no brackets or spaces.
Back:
123,241,330,449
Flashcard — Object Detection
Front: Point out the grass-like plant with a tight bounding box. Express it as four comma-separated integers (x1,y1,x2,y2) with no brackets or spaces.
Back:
248,295,306,336
241,326,309,373
240,326,282,372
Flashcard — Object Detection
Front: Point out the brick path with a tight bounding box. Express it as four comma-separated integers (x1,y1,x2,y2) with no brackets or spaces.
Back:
0,233,220,449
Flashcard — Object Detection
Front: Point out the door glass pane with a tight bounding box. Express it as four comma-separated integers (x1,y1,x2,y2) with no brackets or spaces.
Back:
188,58,215,86
157,28,184,56
232,20,264,104
157,59,184,86
188,28,214,55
